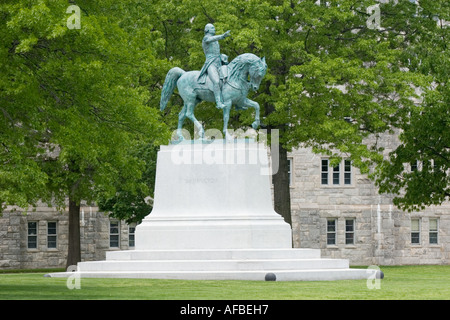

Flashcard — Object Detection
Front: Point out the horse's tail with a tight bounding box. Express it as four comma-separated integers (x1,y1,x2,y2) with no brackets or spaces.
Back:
160,67,185,111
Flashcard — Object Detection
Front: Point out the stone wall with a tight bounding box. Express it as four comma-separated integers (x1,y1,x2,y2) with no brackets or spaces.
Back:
288,146,450,266
0,203,134,270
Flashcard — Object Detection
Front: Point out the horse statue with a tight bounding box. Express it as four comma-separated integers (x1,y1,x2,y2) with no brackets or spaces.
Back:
160,53,267,141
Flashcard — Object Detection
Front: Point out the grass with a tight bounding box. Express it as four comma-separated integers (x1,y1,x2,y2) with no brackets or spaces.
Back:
0,265,449,300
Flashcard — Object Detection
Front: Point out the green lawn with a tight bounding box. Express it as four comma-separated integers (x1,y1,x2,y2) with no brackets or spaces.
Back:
0,265,449,300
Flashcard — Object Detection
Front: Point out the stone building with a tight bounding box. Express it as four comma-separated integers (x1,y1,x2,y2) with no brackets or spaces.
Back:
0,139,449,269
0,204,135,269
287,147,449,266
286,131,449,265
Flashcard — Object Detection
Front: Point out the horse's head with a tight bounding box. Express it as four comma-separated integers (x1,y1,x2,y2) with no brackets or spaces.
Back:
228,54,267,92
248,56,267,92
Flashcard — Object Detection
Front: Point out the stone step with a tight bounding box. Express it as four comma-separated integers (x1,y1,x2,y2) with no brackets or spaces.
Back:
77,258,349,272
48,268,374,281
106,248,321,261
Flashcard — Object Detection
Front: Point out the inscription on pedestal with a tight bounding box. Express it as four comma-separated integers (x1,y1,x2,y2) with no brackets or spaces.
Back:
184,177,218,184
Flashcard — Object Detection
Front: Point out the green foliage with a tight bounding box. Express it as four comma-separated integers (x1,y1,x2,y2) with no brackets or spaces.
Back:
153,0,445,210
375,82,449,211
0,0,171,216
97,144,158,224
374,0,449,210
1,0,447,218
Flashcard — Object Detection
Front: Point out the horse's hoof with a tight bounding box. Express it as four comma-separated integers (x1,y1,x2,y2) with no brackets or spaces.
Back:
252,121,260,130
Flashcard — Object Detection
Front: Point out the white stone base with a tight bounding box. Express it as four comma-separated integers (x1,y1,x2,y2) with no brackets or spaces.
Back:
134,140,293,250
48,248,374,281
135,216,292,250
47,141,374,281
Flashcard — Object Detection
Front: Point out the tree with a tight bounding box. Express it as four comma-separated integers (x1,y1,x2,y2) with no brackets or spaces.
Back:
0,0,170,267
153,0,432,226
2,1,445,265
374,0,449,211
375,99,449,211
97,143,158,224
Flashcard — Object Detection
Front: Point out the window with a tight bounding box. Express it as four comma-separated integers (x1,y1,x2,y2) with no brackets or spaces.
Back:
411,219,420,244
432,159,440,172
28,222,38,249
327,219,337,245
321,159,352,186
47,222,57,249
344,160,352,185
110,220,120,248
429,218,438,244
333,164,340,185
345,219,355,245
129,224,136,247
321,159,329,185
411,160,418,172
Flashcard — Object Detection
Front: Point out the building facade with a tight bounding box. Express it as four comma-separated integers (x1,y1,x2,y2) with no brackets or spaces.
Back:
0,204,135,269
287,147,449,266
0,141,449,269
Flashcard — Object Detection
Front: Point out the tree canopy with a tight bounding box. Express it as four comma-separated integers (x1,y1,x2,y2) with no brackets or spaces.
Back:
1,0,170,210
374,0,449,210
0,0,171,266
1,0,448,264
152,0,447,218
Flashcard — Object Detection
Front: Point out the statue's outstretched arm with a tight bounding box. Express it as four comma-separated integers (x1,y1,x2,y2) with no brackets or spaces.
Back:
204,30,231,43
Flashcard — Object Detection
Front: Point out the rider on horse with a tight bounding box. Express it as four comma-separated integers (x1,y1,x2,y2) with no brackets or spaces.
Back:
197,23,230,110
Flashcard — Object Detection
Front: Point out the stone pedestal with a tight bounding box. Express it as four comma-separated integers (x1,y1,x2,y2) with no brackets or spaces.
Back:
135,140,292,250
48,141,374,281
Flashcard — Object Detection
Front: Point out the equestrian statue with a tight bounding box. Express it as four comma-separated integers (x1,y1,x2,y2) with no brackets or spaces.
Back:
160,24,267,141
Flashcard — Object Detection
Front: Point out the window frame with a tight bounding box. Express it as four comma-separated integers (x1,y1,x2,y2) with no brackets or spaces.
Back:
128,224,136,248
321,159,329,185
344,160,352,185
411,160,418,172
333,163,340,185
429,218,439,245
321,158,353,186
47,221,58,249
326,218,337,246
109,220,120,248
411,218,421,245
345,218,355,245
27,221,38,250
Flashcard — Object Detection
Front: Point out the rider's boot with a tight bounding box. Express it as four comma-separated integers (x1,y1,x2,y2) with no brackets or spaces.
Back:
213,84,225,110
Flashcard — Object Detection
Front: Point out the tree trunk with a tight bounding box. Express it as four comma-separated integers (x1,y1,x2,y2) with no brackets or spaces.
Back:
272,142,292,227
66,197,81,270
263,81,292,229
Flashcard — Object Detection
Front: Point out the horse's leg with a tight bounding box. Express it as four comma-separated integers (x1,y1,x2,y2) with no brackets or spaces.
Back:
240,98,261,129
176,104,187,141
222,101,233,141
186,100,205,140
